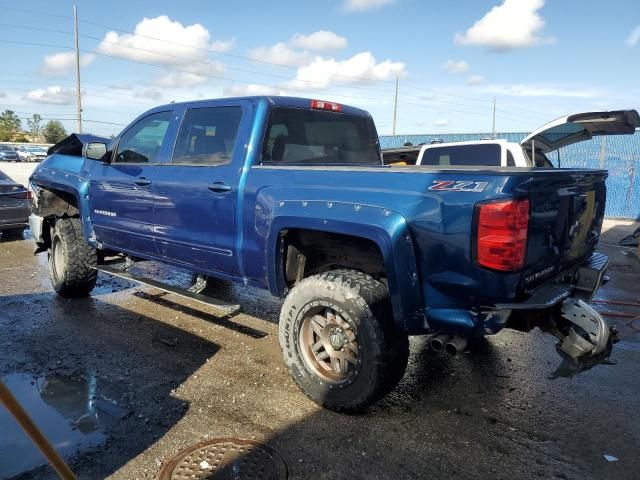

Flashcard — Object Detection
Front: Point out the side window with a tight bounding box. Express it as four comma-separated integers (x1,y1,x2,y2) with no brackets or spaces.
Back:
172,106,242,165
115,111,172,164
506,150,516,166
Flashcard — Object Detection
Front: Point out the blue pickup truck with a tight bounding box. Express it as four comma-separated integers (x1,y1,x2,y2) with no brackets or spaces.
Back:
28,96,617,412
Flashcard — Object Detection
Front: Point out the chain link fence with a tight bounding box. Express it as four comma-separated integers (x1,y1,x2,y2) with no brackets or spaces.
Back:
380,131,640,220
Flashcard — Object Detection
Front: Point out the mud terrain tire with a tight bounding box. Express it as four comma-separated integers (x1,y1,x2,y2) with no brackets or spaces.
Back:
279,269,409,413
49,217,97,297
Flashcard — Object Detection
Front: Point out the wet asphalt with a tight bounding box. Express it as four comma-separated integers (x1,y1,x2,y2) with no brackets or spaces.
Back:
0,163,639,480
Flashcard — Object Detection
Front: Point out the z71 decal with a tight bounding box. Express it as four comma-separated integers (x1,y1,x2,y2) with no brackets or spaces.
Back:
428,180,488,193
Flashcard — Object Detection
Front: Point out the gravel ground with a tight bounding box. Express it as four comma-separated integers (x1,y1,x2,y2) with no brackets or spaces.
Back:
1,160,639,479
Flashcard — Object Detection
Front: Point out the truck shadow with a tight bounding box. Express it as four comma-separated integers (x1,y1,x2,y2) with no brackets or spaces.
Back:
0,292,219,480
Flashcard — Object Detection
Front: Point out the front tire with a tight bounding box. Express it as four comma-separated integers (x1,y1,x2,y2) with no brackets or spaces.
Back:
49,217,97,297
279,269,409,413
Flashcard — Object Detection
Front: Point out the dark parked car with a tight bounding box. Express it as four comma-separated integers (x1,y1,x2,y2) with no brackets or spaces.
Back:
0,170,31,237
0,145,19,162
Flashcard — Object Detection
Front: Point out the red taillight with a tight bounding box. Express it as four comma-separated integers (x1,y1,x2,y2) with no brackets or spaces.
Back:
476,198,529,272
9,190,32,200
310,99,342,112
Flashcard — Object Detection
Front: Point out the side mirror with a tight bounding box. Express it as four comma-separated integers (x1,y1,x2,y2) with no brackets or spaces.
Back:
82,142,108,161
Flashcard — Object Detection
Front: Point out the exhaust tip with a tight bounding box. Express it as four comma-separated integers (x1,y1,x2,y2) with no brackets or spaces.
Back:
444,343,459,357
429,334,449,352
444,336,468,357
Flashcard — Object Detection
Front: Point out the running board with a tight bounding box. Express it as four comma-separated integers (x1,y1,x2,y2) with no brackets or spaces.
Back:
96,265,241,316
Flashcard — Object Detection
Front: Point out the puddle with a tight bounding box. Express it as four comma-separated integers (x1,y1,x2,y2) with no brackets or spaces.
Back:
0,372,129,479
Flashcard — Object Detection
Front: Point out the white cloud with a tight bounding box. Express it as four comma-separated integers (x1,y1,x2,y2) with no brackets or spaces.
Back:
290,31,347,51
434,119,449,127
343,0,394,12
134,89,163,100
154,63,224,88
455,0,554,50
97,16,230,87
210,39,235,52
626,25,640,47
442,60,469,74
40,52,95,76
0,91,6,98
466,74,485,86
223,84,286,97
481,84,600,98
24,86,75,104
287,52,406,90
248,42,311,67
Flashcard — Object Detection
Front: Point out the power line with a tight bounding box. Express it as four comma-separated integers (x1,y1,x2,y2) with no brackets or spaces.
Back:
0,24,553,120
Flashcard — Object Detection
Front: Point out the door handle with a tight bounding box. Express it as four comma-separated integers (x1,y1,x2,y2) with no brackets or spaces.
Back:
208,182,232,193
134,177,152,186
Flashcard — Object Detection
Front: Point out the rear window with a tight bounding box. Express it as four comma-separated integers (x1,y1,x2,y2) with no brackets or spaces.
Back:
0,171,9,180
262,107,381,165
421,144,501,167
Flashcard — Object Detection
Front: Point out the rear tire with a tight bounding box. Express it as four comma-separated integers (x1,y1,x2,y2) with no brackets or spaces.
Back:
49,217,97,297
279,269,409,413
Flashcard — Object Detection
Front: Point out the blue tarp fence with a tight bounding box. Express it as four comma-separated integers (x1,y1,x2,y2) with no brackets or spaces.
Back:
380,131,640,220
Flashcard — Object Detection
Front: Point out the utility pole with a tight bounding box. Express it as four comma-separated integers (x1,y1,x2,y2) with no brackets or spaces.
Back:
73,4,82,133
491,96,496,138
392,75,399,135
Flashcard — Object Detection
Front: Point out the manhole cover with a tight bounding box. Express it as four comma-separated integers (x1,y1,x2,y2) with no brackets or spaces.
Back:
157,438,288,480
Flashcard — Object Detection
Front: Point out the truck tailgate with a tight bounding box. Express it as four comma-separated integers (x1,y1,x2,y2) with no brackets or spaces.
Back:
523,169,607,290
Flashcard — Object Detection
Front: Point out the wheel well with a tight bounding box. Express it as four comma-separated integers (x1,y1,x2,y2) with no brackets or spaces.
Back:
33,187,81,248
34,187,80,218
280,229,386,288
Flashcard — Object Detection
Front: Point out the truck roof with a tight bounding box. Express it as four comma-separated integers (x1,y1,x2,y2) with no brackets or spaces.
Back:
149,96,372,118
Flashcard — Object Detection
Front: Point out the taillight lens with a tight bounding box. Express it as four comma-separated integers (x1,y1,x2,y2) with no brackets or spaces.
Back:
9,190,32,200
310,99,342,112
476,198,529,272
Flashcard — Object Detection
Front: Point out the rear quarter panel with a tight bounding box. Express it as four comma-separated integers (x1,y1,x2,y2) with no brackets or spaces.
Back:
241,165,533,332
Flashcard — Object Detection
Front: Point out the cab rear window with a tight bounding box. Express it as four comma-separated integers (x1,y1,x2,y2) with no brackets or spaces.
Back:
262,107,381,165
421,144,501,167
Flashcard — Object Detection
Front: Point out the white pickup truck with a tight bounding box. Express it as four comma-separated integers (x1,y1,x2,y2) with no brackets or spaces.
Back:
382,110,639,167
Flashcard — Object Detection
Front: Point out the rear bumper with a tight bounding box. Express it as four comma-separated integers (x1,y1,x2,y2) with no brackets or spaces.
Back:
422,253,609,336
494,252,609,311
0,206,30,229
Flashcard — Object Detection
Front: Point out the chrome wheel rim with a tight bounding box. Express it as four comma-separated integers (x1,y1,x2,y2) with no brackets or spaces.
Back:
298,307,360,384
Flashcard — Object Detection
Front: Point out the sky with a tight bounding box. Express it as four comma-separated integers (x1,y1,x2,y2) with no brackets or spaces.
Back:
0,0,638,137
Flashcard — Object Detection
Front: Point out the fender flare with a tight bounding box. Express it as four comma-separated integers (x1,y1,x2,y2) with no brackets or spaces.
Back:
31,166,94,243
264,200,426,332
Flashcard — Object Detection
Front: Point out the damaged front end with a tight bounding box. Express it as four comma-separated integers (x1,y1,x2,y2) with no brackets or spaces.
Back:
499,252,616,376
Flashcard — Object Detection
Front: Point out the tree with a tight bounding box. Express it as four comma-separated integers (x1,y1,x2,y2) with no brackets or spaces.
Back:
27,114,42,141
0,110,22,141
42,120,67,144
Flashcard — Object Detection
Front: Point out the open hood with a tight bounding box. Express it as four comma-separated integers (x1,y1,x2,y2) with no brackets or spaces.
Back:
520,109,640,152
47,133,111,157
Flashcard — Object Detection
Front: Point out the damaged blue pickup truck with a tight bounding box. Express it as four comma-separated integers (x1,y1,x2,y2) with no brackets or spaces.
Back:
29,96,631,412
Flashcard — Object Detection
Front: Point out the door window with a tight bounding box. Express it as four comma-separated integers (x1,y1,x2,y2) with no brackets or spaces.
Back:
172,107,243,165
114,111,172,164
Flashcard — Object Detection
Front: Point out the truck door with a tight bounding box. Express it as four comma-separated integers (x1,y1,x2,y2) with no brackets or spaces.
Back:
152,101,250,274
89,109,176,257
